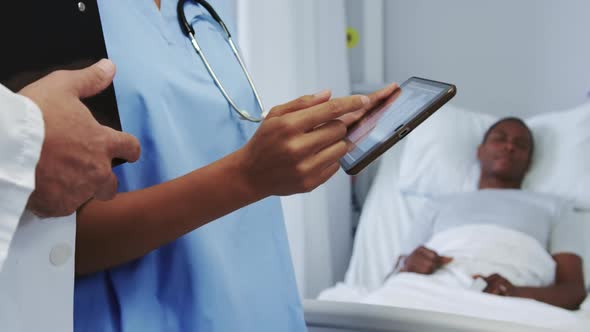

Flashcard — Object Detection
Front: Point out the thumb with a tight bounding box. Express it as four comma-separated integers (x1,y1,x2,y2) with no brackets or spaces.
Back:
440,256,453,265
67,59,116,99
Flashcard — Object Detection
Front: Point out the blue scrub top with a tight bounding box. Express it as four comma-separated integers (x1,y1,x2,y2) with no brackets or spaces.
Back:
74,1,306,331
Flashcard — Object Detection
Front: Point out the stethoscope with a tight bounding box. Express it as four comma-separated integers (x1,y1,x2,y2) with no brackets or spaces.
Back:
177,0,266,122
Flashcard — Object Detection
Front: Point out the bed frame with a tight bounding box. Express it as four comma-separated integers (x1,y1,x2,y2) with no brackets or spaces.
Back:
304,300,557,332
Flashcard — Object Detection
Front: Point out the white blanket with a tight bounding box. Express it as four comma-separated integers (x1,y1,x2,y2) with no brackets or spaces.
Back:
320,225,589,330
425,224,556,288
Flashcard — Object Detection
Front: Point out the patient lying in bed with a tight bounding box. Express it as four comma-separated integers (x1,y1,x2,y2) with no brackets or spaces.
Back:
354,118,587,329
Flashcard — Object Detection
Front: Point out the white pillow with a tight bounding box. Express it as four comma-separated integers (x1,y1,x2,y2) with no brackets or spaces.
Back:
525,104,590,209
343,143,406,291
398,103,590,209
343,143,434,292
398,104,496,196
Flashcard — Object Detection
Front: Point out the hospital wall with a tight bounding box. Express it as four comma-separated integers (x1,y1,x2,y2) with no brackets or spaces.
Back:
380,0,590,117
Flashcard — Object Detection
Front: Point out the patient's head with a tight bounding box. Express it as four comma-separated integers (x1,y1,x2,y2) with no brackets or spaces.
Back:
477,118,534,189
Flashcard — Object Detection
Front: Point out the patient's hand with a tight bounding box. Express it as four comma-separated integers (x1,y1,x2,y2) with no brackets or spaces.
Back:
476,274,516,296
400,246,453,275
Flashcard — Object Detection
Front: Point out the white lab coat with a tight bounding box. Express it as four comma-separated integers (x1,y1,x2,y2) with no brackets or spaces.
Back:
0,84,76,332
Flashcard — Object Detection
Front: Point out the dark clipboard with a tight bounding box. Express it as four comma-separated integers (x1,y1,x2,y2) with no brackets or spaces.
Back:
0,1,125,166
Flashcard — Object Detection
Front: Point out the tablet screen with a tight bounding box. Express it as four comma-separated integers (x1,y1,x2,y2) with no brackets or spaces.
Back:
341,78,452,170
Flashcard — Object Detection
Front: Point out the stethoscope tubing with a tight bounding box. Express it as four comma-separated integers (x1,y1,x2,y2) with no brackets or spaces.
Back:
177,0,266,122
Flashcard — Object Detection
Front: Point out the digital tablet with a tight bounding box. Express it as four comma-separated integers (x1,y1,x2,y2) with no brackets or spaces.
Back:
341,77,456,175
0,1,124,165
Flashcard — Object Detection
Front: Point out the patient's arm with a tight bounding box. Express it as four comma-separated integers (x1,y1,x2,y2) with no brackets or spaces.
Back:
482,254,587,310
513,253,587,310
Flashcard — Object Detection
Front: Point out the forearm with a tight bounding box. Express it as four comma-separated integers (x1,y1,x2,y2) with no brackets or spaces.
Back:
514,283,587,310
76,148,264,275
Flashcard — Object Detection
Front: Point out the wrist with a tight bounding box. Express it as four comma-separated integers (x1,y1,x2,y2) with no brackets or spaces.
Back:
511,286,524,298
230,147,267,203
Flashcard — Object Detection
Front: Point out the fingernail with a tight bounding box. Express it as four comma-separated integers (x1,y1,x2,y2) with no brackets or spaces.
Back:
360,95,370,105
96,59,115,75
314,89,331,99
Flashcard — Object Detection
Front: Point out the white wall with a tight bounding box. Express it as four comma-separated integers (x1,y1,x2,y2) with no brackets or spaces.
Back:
383,0,590,117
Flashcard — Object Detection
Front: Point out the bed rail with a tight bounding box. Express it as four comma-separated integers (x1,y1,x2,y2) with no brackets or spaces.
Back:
304,300,556,332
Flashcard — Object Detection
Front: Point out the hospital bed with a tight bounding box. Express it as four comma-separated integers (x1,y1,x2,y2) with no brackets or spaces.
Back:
305,103,590,331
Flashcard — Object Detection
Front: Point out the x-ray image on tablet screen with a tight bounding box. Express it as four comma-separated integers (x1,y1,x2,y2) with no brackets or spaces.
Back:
341,77,456,175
